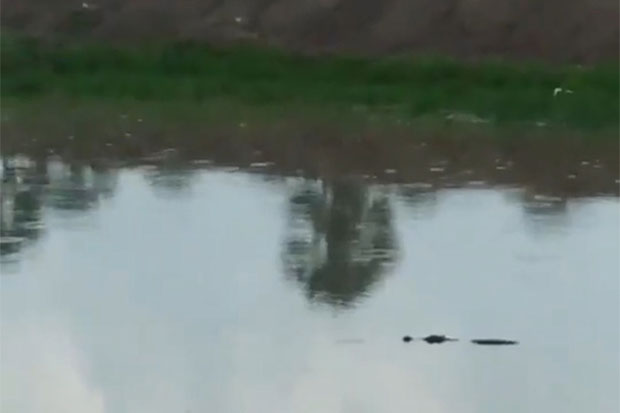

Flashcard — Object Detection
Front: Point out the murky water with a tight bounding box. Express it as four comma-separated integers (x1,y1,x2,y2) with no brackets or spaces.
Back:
1,156,618,413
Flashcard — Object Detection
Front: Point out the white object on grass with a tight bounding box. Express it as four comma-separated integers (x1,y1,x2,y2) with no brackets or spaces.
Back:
553,87,574,97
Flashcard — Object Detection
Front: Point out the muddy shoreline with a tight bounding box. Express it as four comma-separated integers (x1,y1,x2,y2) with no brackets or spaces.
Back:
3,121,618,199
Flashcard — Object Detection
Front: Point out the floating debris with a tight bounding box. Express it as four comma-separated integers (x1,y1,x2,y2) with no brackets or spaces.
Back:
384,169,397,174
567,174,577,179
239,122,247,128
142,148,178,162
404,182,433,189
234,16,244,24
581,161,590,166
533,194,563,202
249,162,274,168
429,167,445,173
535,121,547,127
191,159,213,165
496,165,507,171
137,118,143,123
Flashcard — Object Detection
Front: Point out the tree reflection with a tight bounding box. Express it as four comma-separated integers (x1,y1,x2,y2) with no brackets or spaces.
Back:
1,159,45,257
520,192,569,235
398,184,438,219
282,178,399,308
144,162,196,197
44,160,119,214
46,162,100,211
0,156,119,260
1,187,45,255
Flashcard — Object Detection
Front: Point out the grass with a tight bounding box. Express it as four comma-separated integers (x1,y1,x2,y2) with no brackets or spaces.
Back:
1,35,619,130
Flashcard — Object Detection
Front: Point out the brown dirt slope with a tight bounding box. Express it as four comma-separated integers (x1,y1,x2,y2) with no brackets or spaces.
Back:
2,0,618,63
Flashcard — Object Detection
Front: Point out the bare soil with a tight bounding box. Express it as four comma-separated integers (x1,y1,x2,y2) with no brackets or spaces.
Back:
2,0,618,63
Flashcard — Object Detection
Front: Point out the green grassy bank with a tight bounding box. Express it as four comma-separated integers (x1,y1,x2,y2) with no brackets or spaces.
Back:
1,36,619,130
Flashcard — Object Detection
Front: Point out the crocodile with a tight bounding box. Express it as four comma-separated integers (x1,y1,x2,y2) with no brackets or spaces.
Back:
402,334,458,344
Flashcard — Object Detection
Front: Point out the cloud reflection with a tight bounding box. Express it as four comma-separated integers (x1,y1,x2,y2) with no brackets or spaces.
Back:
1,318,104,413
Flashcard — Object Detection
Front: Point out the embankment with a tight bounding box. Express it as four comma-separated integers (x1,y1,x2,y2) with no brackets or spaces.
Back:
2,0,618,64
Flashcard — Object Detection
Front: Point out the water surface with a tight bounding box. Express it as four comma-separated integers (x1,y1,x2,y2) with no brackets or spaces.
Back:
1,157,618,413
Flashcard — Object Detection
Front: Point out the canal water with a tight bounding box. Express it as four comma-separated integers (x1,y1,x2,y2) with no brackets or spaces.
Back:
1,156,618,413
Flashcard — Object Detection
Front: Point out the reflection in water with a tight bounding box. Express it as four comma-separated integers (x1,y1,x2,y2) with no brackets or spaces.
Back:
144,164,197,197
397,183,438,219
140,148,198,197
2,318,105,413
0,157,118,262
522,195,569,234
45,158,119,212
0,155,618,413
1,158,45,256
502,190,571,235
282,178,398,307
1,188,44,256
47,162,102,211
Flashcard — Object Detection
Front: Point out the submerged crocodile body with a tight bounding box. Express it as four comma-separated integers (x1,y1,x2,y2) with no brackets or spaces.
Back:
470,339,518,345
403,335,518,345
